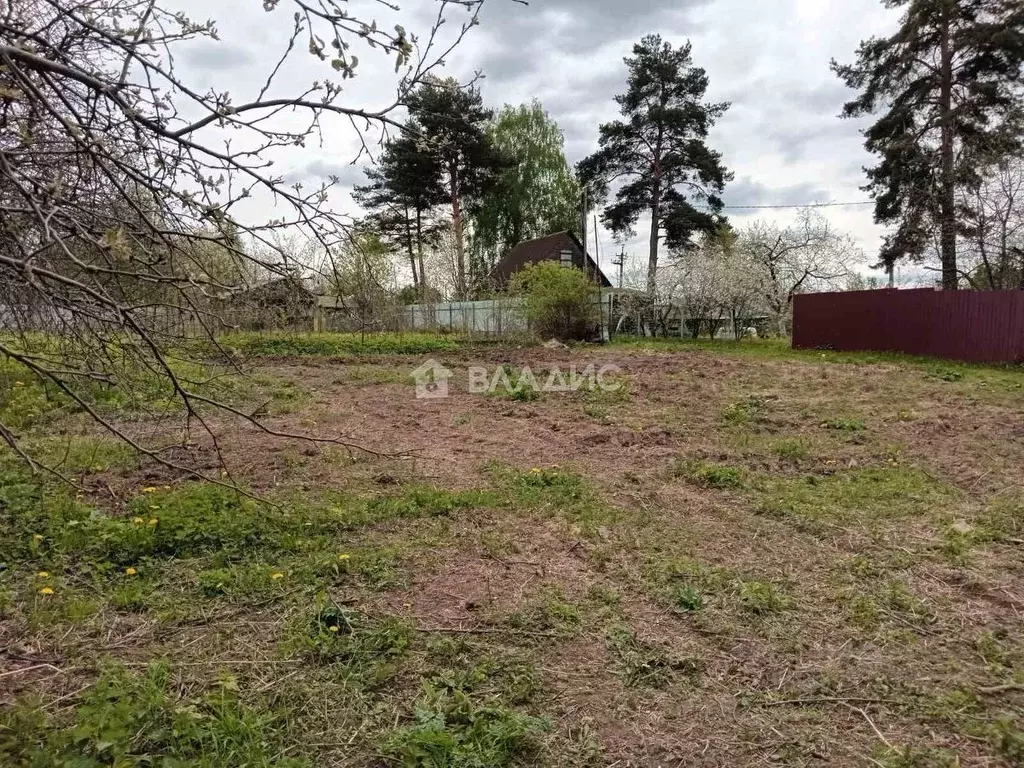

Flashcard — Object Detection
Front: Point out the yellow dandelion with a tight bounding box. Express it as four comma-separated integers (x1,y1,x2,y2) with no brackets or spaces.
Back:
270,572,284,580
148,518,158,526
33,534,43,542
142,487,157,494
37,571,50,578
337,553,351,561
125,567,137,576
133,517,145,524
328,625,340,633
39,587,54,596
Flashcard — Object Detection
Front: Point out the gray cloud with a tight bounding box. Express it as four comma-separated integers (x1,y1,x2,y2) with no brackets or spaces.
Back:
479,0,712,46
181,42,255,71
171,0,893,261
725,177,833,208
286,159,369,189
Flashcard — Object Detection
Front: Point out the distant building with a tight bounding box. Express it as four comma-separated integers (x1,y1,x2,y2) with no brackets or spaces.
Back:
226,275,315,330
489,231,613,289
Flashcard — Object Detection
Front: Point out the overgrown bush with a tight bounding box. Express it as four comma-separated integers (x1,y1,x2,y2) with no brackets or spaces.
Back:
510,262,600,341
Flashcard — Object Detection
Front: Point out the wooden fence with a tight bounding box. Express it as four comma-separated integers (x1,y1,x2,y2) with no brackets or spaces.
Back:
792,288,1024,364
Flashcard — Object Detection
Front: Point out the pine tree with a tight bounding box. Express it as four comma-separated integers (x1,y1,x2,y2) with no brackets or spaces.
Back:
833,0,1024,290
578,35,732,295
407,78,505,298
352,126,445,293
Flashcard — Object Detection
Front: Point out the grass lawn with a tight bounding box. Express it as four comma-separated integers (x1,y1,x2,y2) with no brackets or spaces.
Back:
2,333,1023,766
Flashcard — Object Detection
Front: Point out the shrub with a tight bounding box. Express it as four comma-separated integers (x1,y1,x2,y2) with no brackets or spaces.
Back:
510,261,600,341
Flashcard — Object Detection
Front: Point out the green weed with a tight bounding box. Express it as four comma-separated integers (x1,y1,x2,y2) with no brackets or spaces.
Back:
676,460,744,490
773,437,810,462
502,585,581,635
722,396,767,426
670,584,704,613
871,745,961,768
604,625,699,688
924,369,965,383
489,464,613,530
738,580,789,615
821,417,866,432
757,467,954,524
0,663,306,767
484,365,542,401
380,682,547,767
284,606,411,689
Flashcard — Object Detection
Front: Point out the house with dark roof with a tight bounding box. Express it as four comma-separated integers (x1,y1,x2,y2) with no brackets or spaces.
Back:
489,231,613,289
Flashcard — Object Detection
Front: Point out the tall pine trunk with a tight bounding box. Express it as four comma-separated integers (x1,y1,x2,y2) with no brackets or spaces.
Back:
415,208,427,296
646,118,666,297
938,8,958,291
450,162,466,299
647,179,661,296
404,203,419,289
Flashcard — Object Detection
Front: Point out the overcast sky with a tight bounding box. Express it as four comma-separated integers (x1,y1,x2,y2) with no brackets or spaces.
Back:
174,0,906,282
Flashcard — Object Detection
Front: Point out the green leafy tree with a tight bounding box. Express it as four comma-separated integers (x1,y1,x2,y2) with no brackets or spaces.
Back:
511,261,600,340
579,35,732,296
833,0,1024,290
407,78,505,298
473,102,581,273
353,126,446,295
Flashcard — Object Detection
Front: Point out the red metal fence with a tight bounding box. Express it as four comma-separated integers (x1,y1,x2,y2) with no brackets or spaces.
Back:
792,288,1024,364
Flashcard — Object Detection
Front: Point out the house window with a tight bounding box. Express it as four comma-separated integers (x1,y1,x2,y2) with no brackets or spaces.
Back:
559,249,574,267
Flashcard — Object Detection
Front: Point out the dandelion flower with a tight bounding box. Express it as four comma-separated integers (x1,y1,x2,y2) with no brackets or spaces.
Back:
33,534,43,542
148,518,158,526
39,587,54,595
125,567,137,576
142,487,157,494
270,572,284,580
328,625,340,633
133,517,145,524
38,571,50,578
337,553,351,561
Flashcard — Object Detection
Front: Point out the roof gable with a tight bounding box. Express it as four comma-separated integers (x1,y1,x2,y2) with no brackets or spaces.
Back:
489,231,613,288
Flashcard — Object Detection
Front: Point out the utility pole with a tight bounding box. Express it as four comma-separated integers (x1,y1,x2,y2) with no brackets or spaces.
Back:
580,188,588,259
611,246,625,289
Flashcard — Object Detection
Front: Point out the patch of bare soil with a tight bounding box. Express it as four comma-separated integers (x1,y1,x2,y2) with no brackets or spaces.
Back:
74,345,1024,764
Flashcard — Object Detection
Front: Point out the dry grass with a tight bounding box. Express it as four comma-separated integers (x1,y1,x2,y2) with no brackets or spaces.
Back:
2,338,1023,766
